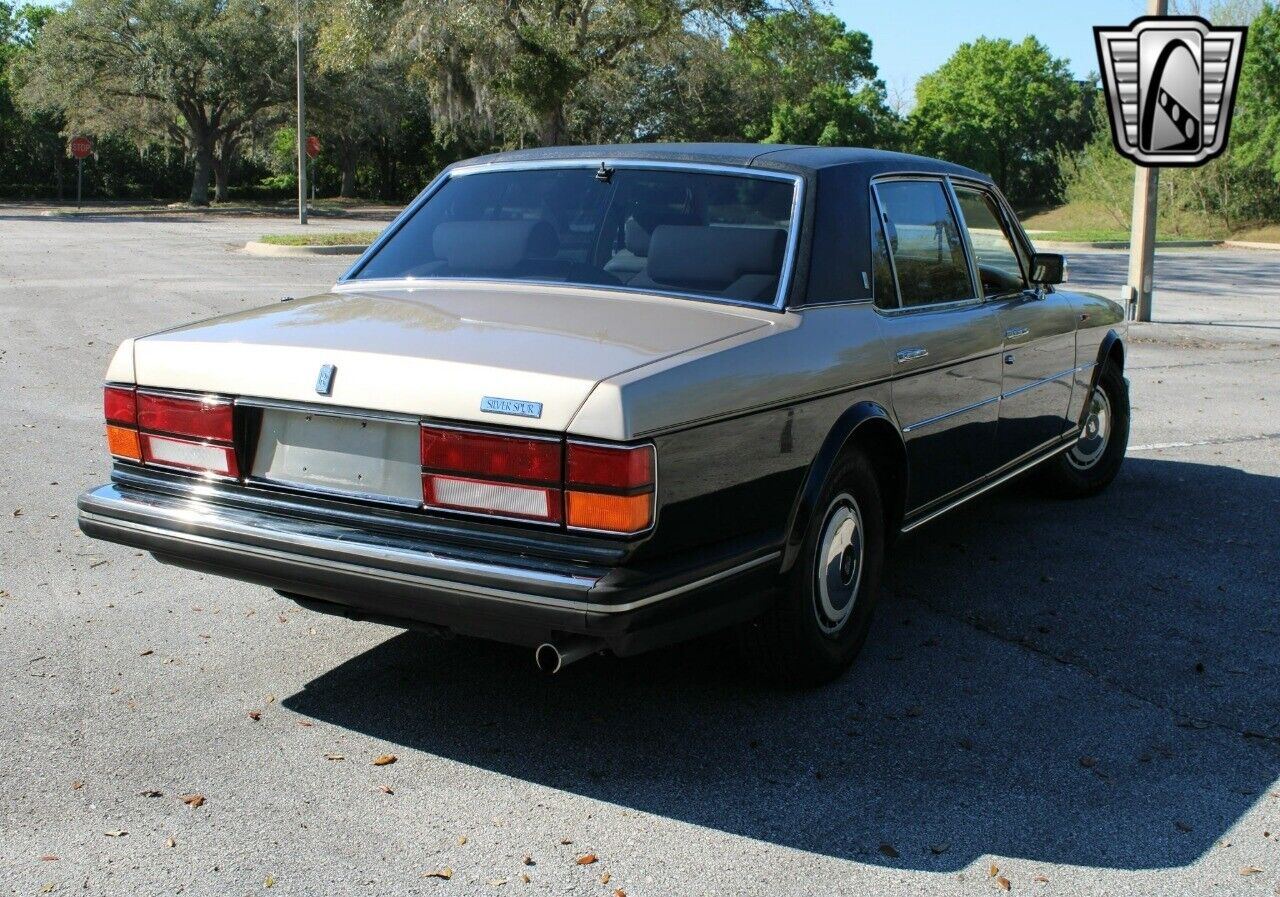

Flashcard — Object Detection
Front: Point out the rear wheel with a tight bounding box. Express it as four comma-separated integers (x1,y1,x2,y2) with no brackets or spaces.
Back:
740,449,885,686
1041,362,1129,497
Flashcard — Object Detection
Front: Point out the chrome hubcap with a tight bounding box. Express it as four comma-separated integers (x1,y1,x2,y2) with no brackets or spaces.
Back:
815,493,864,635
1068,388,1112,470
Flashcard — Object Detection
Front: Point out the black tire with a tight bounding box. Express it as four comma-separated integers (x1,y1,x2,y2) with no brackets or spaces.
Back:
739,448,885,686
1041,362,1130,498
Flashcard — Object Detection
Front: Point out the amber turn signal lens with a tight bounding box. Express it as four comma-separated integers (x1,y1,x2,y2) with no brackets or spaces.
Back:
565,490,652,533
105,424,142,461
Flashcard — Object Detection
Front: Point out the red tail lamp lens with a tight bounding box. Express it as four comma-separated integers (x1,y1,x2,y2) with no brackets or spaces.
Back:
420,426,561,484
104,386,138,425
566,443,654,489
137,393,234,443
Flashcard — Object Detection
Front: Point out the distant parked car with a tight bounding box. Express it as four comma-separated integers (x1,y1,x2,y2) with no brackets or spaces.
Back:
78,144,1128,684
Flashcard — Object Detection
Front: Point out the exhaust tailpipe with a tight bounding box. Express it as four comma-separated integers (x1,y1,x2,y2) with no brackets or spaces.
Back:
534,636,603,674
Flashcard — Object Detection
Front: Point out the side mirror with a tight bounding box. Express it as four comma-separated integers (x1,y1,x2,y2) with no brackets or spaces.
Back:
1029,252,1065,285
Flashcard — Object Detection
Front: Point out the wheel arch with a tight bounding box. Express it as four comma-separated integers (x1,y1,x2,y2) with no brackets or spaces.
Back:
780,401,907,574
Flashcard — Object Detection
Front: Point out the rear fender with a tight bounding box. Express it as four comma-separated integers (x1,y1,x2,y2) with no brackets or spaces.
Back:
780,401,905,574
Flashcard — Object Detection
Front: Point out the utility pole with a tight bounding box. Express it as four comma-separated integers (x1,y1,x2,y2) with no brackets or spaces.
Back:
294,0,307,225
1125,0,1167,321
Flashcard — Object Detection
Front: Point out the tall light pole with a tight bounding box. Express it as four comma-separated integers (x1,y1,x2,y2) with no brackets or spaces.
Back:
1125,0,1167,321
294,0,307,225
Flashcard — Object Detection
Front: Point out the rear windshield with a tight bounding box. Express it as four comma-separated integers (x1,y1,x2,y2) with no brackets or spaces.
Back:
350,166,798,305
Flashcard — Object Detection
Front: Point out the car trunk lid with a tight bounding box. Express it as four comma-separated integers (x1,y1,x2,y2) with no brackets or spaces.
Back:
131,283,770,432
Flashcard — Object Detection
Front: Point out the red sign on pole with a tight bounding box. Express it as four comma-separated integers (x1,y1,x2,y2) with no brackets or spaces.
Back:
70,136,93,160
305,135,321,160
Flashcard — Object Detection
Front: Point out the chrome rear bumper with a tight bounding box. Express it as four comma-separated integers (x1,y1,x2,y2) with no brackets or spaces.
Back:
77,478,781,654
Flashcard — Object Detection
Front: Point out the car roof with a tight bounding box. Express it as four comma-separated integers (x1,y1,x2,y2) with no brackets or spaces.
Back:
451,142,991,182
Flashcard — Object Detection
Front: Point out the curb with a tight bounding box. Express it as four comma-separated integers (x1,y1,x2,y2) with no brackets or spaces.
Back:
1034,239,1223,250
1222,240,1280,251
244,241,369,257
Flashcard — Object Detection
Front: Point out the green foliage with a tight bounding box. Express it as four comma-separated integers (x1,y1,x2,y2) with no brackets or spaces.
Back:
729,11,897,147
1231,2,1280,185
910,36,1090,207
18,0,294,203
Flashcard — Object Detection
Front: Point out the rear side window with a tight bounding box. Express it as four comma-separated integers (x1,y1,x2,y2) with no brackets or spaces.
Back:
869,194,897,309
873,180,973,307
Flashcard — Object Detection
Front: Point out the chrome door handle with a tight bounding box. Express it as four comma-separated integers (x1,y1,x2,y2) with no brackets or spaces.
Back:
895,347,929,364
1005,326,1030,340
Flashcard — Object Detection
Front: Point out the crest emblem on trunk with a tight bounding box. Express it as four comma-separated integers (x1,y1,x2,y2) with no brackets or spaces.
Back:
315,364,337,396
1094,16,1247,167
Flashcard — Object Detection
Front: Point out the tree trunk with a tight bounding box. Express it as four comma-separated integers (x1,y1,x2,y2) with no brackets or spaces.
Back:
340,153,357,198
189,139,214,205
212,157,230,203
539,105,565,146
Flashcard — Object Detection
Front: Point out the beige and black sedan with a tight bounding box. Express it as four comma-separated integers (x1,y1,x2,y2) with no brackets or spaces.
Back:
78,144,1128,684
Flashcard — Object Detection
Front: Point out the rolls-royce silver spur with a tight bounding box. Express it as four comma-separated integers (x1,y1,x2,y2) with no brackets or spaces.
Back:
78,144,1128,684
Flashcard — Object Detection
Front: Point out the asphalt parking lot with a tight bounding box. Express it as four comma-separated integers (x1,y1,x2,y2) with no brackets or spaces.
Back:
1,208,1278,896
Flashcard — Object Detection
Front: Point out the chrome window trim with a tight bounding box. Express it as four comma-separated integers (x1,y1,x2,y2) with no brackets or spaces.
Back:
867,173,983,314
336,159,806,312
901,395,1002,434
943,176,985,301
867,189,903,310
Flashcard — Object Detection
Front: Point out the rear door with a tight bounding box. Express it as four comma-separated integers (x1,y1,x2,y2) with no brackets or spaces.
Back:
872,177,1003,511
951,183,1078,464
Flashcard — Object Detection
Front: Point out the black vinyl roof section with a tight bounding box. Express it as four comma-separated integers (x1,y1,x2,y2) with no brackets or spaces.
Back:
452,142,991,183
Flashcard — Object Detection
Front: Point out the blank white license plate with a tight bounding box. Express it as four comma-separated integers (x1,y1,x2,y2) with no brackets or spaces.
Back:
252,409,421,504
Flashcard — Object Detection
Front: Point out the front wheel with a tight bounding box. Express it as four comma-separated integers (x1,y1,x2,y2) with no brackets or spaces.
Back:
1041,362,1130,497
739,449,885,686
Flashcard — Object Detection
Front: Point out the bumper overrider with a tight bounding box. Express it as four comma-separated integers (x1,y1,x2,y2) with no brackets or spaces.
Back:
77,468,781,657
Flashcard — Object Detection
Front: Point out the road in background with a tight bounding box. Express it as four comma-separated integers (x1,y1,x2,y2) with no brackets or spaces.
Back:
1,213,1277,896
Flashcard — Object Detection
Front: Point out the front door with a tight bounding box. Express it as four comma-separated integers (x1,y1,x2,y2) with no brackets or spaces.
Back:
951,185,1078,464
872,177,1003,511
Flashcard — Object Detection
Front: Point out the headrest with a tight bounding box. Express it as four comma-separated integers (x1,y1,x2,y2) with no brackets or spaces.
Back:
432,220,559,271
646,226,787,289
623,208,700,257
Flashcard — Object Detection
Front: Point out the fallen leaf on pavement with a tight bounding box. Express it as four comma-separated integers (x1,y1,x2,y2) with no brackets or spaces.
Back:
1240,866,1263,875
996,875,1011,891
600,872,610,883
457,835,467,845
488,878,507,886
423,867,453,880
71,781,83,791
879,844,899,858
559,838,572,845
1032,874,1049,883
373,754,397,766
521,855,534,866
518,873,530,884
576,854,597,865
1079,756,1096,768
165,836,176,848
614,890,627,897
39,854,59,861
264,874,275,888
247,711,261,721
929,843,950,855
325,753,345,761
138,649,153,657
1175,821,1192,833
180,794,205,808
989,864,1000,877
378,785,394,795
138,789,162,798
104,830,127,837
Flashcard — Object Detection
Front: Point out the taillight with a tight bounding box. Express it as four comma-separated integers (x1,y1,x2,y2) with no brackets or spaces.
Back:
101,385,238,478
104,385,141,461
421,425,563,524
565,442,654,534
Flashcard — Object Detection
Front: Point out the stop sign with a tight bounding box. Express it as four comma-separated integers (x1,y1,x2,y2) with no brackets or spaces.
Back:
305,135,321,159
70,136,93,160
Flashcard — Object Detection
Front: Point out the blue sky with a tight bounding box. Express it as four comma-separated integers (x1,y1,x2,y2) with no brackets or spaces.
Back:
828,0,1148,105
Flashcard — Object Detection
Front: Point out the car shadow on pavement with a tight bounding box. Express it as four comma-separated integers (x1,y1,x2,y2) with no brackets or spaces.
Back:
283,456,1280,872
